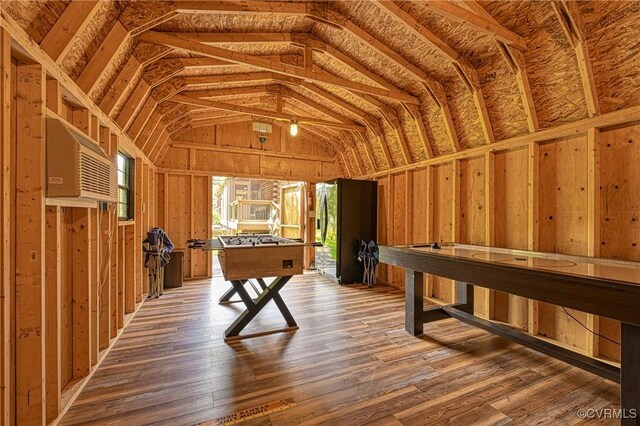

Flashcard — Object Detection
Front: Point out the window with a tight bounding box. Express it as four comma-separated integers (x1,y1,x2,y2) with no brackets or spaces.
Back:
117,152,134,220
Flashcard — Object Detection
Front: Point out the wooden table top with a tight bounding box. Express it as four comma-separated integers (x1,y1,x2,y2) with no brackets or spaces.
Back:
395,243,640,286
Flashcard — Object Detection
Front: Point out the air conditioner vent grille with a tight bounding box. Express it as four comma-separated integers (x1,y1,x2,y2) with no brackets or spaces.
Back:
79,152,114,197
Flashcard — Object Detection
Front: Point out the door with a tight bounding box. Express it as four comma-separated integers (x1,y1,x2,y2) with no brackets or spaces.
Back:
280,184,303,238
316,181,338,281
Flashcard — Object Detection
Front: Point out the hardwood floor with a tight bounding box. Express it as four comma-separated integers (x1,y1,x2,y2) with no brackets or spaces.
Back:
60,273,619,425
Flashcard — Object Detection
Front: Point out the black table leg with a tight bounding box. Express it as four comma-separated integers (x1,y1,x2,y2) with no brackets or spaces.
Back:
405,269,423,336
218,285,238,304
224,276,294,340
621,322,640,425
256,278,297,327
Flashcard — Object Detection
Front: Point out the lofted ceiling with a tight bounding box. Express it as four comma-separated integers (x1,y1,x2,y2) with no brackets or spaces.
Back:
2,0,639,176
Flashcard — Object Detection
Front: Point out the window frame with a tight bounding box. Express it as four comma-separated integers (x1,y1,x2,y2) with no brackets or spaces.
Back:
117,151,135,221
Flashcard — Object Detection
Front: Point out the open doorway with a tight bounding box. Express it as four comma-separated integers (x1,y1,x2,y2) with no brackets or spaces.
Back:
212,177,304,237
211,177,305,274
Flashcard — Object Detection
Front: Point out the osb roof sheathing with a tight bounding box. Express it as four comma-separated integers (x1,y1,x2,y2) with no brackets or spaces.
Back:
2,0,68,43
5,0,639,177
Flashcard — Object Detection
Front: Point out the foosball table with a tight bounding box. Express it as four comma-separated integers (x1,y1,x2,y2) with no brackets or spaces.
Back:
189,234,304,341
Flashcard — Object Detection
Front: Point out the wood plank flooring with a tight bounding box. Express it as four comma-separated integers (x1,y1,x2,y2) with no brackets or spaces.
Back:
60,273,619,425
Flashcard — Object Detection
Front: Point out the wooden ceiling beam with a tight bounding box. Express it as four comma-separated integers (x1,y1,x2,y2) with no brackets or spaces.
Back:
76,21,130,96
310,8,463,153
374,1,494,144
39,1,101,63
495,42,539,132
167,32,295,44
282,88,355,125
176,57,235,68
351,130,378,173
294,82,393,169
99,54,143,117
402,103,434,159
138,31,419,104
372,1,464,64
185,85,278,99
551,1,599,117
354,92,412,165
168,30,407,94
423,1,527,50
421,81,461,152
182,72,275,86
172,94,367,131
173,1,309,15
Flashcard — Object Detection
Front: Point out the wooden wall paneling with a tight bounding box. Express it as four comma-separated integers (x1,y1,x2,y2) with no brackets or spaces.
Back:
527,141,540,336
404,170,412,244
536,135,590,352
99,203,111,351
458,156,489,317
409,168,429,244
596,123,640,363
190,175,195,278
124,225,136,314
430,163,455,303
376,176,389,283
0,27,11,426
46,78,62,114
585,128,601,357
165,175,192,278
392,172,406,286
15,62,46,425
71,208,91,379
135,158,144,300
386,174,395,284
491,148,529,330
60,208,73,391
478,151,496,319
109,134,119,337
191,176,211,278
89,208,99,365
117,226,125,326
44,206,61,422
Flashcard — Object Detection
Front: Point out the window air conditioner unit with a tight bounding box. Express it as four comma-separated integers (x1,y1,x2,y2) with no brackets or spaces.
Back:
46,117,118,202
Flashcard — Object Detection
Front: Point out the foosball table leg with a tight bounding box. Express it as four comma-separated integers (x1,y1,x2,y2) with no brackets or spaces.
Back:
224,276,297,341
256,278,297,327
218,280,246,304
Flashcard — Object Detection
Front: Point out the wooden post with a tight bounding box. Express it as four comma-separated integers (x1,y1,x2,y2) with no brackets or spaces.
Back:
90,208,99,364
135,158,144,300
0,27,12,426
527,142,540,336
44,206,62,422
481,152,495,319
99,203,111,350
586,127,601,357
72,208,91,378
304,183,316,269
15,62,46,425
124,225,136,314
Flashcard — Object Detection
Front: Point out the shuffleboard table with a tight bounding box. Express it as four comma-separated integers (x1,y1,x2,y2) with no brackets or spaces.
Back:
380,242,640,425
189,234,304,341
